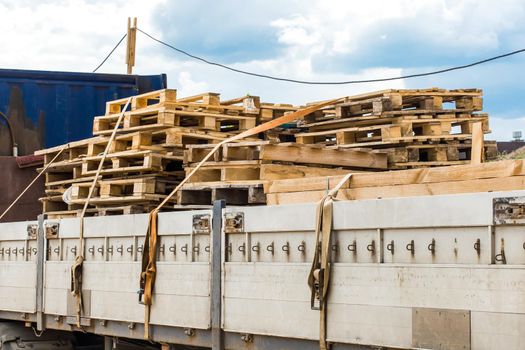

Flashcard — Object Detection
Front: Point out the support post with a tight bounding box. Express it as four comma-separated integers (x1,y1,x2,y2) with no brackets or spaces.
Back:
104,336,113,350
125,17,137,74
36,214,46,331
211,200,225,350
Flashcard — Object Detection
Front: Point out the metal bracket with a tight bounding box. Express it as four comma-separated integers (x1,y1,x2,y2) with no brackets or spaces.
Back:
45,222,60,239
27,224,38,239
224,212,244,233
494,196,525,224
193,214,211,234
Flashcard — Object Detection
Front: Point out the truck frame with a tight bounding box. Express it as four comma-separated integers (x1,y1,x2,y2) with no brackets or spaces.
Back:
1,190,524,349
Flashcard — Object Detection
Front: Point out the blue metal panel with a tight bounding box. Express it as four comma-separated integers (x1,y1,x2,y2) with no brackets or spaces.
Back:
0,68,167,155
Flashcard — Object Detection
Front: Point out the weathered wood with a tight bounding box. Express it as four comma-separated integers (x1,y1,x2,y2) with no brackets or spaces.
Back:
266,160,525,194
471,121,484,164
260,143,387,169
266,175,525,205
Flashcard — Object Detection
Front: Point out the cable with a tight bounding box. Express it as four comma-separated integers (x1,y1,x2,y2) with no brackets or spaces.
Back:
92,33,127,73
0,111,17,156
137,27,525,85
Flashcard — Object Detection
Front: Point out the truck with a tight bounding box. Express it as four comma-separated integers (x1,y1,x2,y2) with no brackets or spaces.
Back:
0,189,524,349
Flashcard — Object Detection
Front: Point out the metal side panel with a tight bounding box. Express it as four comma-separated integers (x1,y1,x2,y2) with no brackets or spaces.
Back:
0,220,37,313
223,191,525,349
83,262,211,328
43,211,212,330
223,262,525,348
471,311,525,350
240,190,525,233
223,262,318,340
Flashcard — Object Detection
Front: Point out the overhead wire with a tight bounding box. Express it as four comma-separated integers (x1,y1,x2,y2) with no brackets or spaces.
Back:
91,28,525,84
92,33,127,73
136,28,525,85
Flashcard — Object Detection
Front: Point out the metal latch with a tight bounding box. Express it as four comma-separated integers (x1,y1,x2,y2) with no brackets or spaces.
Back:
27,224,38,239
45,222,60,239
494,197,525,224
193,214,211,234
224,212,244,233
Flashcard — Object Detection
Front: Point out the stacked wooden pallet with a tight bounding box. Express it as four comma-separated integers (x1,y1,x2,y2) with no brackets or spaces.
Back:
34,87,502,216
36,89,260,218
295,88,497,168
178,141,387,206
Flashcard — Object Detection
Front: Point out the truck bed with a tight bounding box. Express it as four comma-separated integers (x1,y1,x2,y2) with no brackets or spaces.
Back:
1,190,525,349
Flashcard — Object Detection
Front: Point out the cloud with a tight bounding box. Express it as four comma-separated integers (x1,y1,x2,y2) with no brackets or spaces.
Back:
489,116,525,141
0,0,523,140
177,71,209,96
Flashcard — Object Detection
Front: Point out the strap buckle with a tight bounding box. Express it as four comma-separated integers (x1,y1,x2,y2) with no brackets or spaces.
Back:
137,289,145,305
310,268,324,310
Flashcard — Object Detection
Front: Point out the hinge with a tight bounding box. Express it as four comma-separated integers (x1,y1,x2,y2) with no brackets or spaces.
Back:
494,196,525,224
224,212,244,233
27,224,38,239
45,222,60,239
192,214,211,234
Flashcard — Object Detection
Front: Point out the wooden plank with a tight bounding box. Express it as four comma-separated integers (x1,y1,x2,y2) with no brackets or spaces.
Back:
260,163,353,180
259,144,387,169
266,159,525,194
471,121,484,164
266,175,525,205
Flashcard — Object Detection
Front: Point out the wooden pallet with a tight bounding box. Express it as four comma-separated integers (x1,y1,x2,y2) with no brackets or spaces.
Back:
298,88,482,121
35,137,103,163
296,116,490,145
105,89,177,115
383,141,498,168
81,150,183,177
184,141,387,169
302,111,487,131
178,181,266,205
87,127,253,158
45,205,154,219
94,106,258,135
185,162,355,183
69,177,178,205
259,103,299,122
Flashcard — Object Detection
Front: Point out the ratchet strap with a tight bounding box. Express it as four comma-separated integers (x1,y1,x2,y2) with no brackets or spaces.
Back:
308,173,353,350
71,97,131,328
139,97,343,339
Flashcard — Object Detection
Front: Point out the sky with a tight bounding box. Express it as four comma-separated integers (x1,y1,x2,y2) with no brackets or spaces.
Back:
0,0,524,140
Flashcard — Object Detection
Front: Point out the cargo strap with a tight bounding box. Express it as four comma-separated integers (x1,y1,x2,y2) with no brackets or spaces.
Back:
139,97,343,339
71,97,131,328
308,173,352,350
0,144,69,221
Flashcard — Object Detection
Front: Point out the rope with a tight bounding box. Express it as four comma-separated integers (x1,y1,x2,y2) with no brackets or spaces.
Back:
139,97,344,339
308,173,353,350
71,97,131,328
0,144,69,222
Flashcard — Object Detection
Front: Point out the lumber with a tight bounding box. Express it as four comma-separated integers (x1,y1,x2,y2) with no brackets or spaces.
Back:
266,175,525,205
265,159,525,194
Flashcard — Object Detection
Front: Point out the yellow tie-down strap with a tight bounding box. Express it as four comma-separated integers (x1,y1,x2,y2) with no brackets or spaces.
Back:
139,97,343,340
308,173,353,350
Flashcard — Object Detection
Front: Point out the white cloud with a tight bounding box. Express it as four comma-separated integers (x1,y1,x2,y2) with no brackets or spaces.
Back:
177,72,209,97
489,116,525,141
0,0,165,72
0,0,524,140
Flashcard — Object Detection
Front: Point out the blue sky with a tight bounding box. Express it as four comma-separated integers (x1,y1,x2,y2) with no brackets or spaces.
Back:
0,0,523,140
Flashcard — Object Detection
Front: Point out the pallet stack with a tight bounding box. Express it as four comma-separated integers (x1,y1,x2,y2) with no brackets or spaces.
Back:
294,88,497,168
34,87,500,217
178,141,387,206
36,89,261,218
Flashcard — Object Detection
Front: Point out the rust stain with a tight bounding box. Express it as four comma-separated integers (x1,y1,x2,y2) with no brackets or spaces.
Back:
0,85,44,156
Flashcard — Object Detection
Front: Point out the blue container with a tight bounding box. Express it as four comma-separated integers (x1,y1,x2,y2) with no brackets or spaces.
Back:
0,68,167,156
